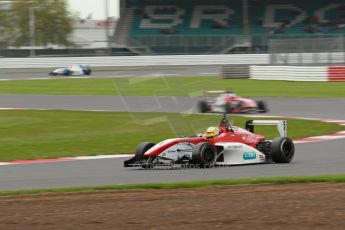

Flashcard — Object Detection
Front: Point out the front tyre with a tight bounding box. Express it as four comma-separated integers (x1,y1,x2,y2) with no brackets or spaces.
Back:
64,69,72,76
135,142,155,161
123,142,155,167
192,142,217,167
270,137,295,163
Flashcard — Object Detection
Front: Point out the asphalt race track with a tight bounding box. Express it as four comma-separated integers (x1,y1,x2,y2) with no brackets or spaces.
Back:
0,73,344,190
1,95,345,119
1,139,344,190
0,66,220,81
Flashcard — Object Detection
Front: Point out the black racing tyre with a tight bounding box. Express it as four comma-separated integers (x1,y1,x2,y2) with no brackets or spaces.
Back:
270,137,295,163
135,142,155,161
224,102,232,114
257,101,268,113
192,142,217,167
65,70,72,76
199,100,209,113
124,142,155,167
83,69,92,75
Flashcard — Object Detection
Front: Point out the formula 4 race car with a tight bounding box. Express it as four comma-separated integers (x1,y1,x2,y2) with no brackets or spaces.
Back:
198,90,268,114
124,114,294,168
49,64,92,76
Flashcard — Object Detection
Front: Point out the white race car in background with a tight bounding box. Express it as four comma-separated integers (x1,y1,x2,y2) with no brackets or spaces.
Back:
49,64,92,76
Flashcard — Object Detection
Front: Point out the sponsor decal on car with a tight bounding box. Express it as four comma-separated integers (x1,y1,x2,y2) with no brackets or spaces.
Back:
228,144,242,149
243,152,257,160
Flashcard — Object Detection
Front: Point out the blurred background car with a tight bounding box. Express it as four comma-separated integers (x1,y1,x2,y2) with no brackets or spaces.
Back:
199,90,268,114
49,64,92,76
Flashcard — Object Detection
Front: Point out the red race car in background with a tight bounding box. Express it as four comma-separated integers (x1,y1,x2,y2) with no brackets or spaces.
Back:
198,90,268,114
124,114,294,168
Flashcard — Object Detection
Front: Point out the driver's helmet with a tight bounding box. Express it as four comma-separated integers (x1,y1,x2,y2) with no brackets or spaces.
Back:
203,127,220,138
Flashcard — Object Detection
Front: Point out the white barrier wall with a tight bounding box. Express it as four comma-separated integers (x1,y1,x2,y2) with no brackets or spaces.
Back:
250,65,328,82
271,52,345,65
0,54,269,69
0,53,343,69
0,53,344,69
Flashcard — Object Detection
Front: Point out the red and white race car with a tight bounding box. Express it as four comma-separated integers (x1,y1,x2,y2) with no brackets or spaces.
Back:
124,114,294,168
198,90,268,114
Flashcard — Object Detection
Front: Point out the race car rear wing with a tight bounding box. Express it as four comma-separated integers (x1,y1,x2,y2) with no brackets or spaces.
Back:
203,90,229,97
204,90,228,94
245,120,287,137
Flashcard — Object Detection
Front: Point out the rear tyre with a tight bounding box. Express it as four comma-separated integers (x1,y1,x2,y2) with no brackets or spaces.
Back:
192,142,217,167
83,69,92,75
270,137,295,163
257,101,268,113
224,102,232,114
199,100,209,113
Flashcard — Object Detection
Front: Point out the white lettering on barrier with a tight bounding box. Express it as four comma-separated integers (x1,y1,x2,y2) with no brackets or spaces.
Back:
315,4,343,24
263,4,306,28
138,3,343,30
190,5,234,28
140,6,185,29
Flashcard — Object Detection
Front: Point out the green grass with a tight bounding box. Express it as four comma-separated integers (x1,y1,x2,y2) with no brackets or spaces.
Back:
0,110,343,162
0,77,344,97
1,174,345,196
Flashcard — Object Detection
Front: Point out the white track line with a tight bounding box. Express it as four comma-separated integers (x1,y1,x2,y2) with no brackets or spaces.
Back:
199,72,218,75
103,75,134,78
74,154,133,160
69,76,92,79
162,73,180,76
27,77,52,80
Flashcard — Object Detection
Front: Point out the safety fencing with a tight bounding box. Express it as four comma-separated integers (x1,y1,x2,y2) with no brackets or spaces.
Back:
250,66,345,82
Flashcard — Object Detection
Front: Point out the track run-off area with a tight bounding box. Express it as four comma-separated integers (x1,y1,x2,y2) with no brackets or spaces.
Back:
0,69,344,191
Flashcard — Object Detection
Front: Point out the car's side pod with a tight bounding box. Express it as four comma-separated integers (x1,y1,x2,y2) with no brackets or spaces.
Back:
245,120,287,137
